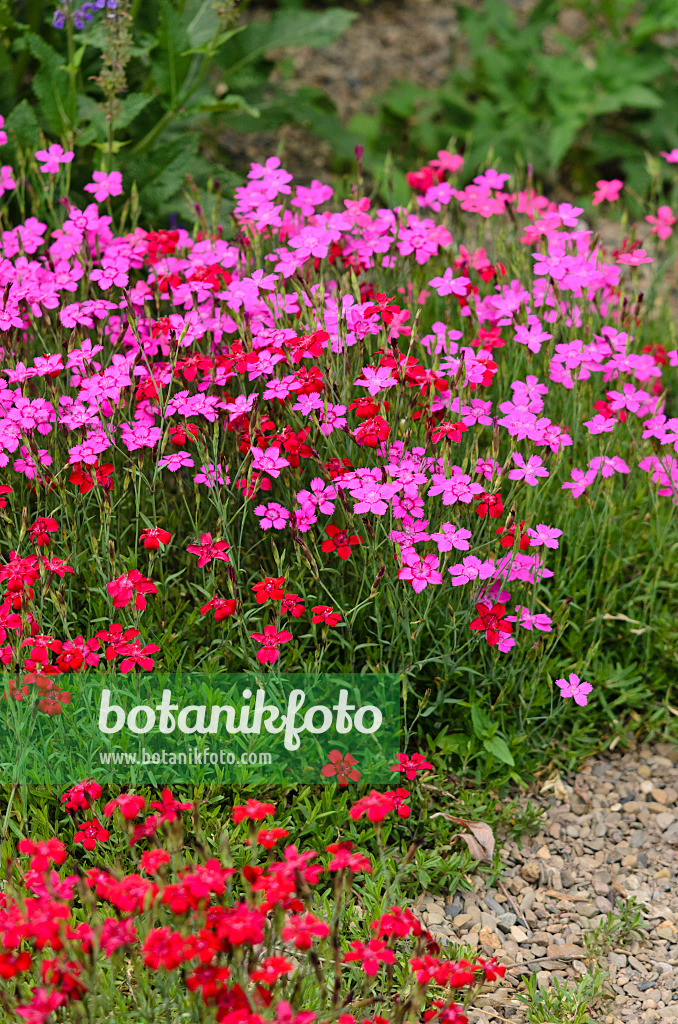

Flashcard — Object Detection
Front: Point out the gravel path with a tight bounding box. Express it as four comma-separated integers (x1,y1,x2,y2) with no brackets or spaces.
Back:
416,744,678,1022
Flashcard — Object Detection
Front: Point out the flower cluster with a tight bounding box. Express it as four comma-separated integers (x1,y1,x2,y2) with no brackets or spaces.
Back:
1,787,504,1024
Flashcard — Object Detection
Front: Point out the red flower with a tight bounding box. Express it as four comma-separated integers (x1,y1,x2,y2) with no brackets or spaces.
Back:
250,625,293,664
254,827,290,849
169,423,199,445
431,421,468,444
321,525,363,560
325,458,353,480
187,533,230,568
325,841,372,874
353,415,389,448
103,793,146,819
0,951,31,979
320,750,360,785
363,293,401,325
200,595,237,621
61,779,102,813
28,517,59,546
250,956,294,985
14,988,66,1022
41,557,75,577
119,641,161,673
17,838,67,871
311,605,342,627
0,485,12,508
149,788,194,823
494,520,530,550
280,593,305,618
107,570,158,611
139,527,172,549
475,492,504,519
73,819,110,851
140,849,171,874
38,689,71,716
69,461,114,494
469,602,513,646
343,938,396,976
252,577,286,604
371,906,422,939
141,927,193,970
281,912,329,950
383,788,411,817
349,791,397,823
232,800,276,824
390,753,433,781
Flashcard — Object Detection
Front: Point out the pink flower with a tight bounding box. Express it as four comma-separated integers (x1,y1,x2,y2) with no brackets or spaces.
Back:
0,165,16,198
526,524,562,549
398,552,443,592
84,170,123,203
555,672,592,707
35,144,74,174
616,248,653,266
251,445,290,478
645,205,676,240
508,453,549,486
254,503,290,529
592,179,623,205
660,149,678,163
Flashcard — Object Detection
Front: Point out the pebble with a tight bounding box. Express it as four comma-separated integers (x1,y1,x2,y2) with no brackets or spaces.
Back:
408,746,678,1023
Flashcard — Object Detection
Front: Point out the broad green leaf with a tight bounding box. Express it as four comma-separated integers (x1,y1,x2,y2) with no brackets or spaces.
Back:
483,735,515,767
4,99,41,149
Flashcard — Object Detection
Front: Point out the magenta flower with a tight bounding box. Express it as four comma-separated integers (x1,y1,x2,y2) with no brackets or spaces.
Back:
592,179,623,205
250,625,294,665
616,249,653,266
660,149,678,163
84,170,123,203
398,552,443,593
186,533,230,568
555,673,592,707
35,144,74,174
645,206,676,240
390,753,433,781
251,445,289,478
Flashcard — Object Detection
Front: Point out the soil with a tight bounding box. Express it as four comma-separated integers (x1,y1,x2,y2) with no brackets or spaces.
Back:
417,743,678,1023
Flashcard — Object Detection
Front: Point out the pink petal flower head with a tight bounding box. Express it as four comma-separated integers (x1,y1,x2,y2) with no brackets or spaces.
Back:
35,144,74,174
616,248,653,266
592,179,623,205
660,149,678,163
555,672,592,707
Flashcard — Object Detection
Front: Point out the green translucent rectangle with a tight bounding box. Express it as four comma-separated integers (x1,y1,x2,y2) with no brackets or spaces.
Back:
1,672,401,785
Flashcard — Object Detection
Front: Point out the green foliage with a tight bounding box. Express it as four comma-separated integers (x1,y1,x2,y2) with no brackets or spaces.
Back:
3,0,355,226
519,967,606,1023
350,0,678,196
584,896,648,956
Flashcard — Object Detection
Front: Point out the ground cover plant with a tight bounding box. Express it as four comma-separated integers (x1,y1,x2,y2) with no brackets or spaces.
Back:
0,781,510,1023
1,37,678,1023
0,125,677,779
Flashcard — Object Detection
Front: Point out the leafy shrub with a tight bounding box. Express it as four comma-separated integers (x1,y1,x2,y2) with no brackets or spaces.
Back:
352,0,678,199
0,126,677,782
2,0,355,226
0,785,507,1023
